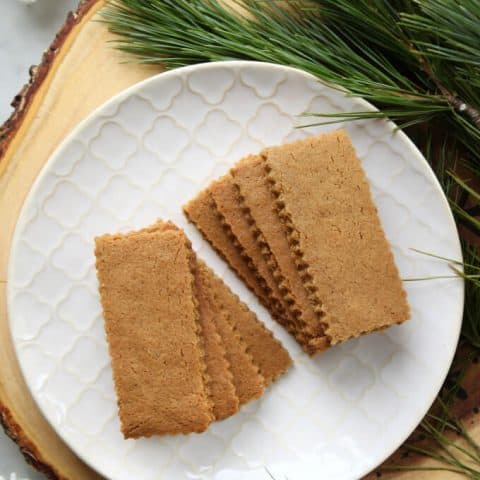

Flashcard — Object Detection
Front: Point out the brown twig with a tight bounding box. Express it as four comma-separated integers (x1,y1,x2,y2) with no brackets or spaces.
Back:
420,58,480,129
438,84,480,129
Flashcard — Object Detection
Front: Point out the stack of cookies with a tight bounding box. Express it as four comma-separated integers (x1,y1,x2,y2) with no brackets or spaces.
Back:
184,130,410,355
95,220,292,439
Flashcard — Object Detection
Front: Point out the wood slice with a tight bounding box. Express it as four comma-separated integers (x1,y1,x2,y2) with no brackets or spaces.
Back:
0,1,477,479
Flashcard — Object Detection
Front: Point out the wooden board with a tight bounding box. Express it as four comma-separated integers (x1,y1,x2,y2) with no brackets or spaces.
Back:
0,1,477,478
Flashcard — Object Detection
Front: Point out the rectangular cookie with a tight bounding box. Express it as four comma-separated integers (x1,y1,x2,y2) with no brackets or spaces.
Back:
232,156,328,355
205,261,293,385
209,175,296,335
195,261,266,404
183,190,271,309
194,261,240,420
145,220,240,420
156,221,268,407
95,228,213,438
264,130,410,344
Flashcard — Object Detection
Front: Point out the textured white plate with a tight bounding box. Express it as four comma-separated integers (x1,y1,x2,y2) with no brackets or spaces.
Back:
8,62,463,480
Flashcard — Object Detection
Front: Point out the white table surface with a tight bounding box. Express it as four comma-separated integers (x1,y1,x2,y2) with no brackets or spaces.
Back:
1,1,78,478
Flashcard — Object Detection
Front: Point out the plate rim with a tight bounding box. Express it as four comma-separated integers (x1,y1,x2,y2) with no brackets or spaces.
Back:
7,60,464,480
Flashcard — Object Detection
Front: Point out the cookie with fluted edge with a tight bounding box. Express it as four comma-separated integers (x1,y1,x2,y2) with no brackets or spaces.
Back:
137,220,241,419
193,258,240,419
195,260,267,404
209,175,294,332
95,228,213,438
264,129,410,344
183,189,270,307
204,259,293,385
232,155,327,355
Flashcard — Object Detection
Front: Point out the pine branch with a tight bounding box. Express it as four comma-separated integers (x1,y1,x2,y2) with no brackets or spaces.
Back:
401,0,480,128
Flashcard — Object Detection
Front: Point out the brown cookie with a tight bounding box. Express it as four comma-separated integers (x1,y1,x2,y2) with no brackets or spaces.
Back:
148,220,240,419
204,260,293,385
195,262,266,404
95,228,213,438
209,175,297,334
264,130,410,344
183,190,271,308
193,260,240,420
232,156,328,355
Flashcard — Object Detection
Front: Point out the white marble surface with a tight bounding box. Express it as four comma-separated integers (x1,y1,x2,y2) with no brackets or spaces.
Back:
1,2,77,478
0,0,78,122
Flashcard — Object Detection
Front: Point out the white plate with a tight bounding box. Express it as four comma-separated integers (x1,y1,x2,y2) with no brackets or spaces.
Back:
7,61,463,480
